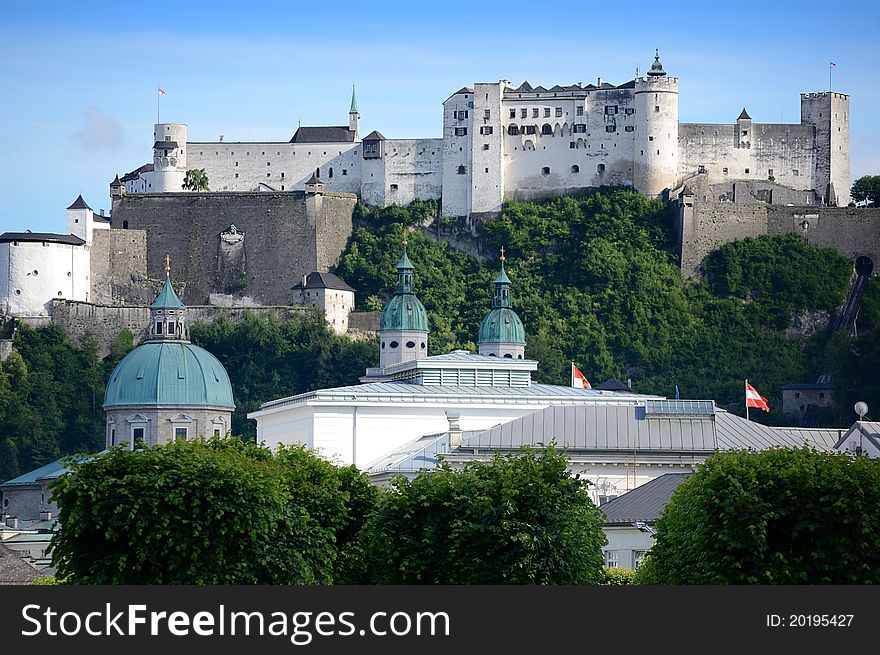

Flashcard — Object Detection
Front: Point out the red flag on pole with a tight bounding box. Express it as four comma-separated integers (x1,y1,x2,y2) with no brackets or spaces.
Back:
571,363,591,389
745,381,770,412
158,87,167,95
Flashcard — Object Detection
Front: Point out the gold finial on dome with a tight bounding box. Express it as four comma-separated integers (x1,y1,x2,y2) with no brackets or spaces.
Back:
165,254,171,277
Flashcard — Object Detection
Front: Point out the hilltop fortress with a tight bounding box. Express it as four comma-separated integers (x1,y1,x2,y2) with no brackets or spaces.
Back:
117,52,851,215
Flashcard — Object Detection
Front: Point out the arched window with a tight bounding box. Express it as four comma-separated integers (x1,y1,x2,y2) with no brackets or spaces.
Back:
571,165,580,174
597,164,606,173
507,124,519,136
541,124,553,135
329,167,334,178
541,167,550,175
122,220,129,229
503,353,513,358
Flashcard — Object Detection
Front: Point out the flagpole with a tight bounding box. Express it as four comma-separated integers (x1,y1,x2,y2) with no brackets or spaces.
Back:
829,63,832,92
570,362,574,387
745,379,750,421
157,85,160,124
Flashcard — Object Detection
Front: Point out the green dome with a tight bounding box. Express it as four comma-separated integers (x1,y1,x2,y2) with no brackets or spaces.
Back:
380,294,429,332
103,342,235,409
478,307,526,345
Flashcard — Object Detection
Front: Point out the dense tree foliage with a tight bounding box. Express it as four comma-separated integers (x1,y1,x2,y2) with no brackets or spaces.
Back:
188,309,376,437
851,175,880,206
638,448,880,584
363,446,607,584
337,190,859,422
182,168,210,191
50,437,377,584
0,324,107,481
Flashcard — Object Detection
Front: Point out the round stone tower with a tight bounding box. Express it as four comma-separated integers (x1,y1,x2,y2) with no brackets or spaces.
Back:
633,50,679,198
103,257,235,448
477,248,526,359
152,123,188,192
379,238,429,368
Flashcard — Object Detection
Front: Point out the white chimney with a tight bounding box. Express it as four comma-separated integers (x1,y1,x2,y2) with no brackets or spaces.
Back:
446,411,462,449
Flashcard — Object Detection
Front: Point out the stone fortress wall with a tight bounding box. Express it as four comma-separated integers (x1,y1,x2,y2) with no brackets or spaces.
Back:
109,191,356,306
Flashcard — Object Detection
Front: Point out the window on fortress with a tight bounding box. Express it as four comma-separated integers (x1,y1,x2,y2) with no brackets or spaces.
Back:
482,144,490,150
556,107,563,117
655,106,660,113
484,109,491,119
281,173,285,178
510,109,516,119
480,126,493,135
597,164,606,173
793,169,799,176
605,125,616,133
544,108,551,118
542,124,552,135
570,142,576,149
532,108,539,118
235,173,239,178
525,125,536,135
521,109,527,119
508,125,519,135
457,166,467,174
605,105,618,115
455,127,467,136
573,124,586,133
267,161,271,166
625,108,635,115
723,168,728,174
342,169,348,175
541,167,550,175
745,168,750,174
390,184,398,192
571,165,580,173
625,126,634,132
577,106,584,116
329,168,333,178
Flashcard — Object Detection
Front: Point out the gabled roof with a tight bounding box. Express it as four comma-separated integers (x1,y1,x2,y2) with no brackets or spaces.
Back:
781,383,832,390
453,87,474,95
110,174,123,187
737,108,751,120
66,194,91,210
153,140,179,149
305,172,322,185
833,421,880,451
0,232,85,246
680,185,695,196
600,473,692,524
1,459,68,487
292,271,354,292
363,130,386,141
289,126,356,143
120,163,153,183
594,378,632,391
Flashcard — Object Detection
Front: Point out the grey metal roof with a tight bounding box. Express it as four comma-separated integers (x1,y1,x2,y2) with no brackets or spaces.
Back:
600,473,692,524
289,126,356,143
422,351,533,363
363,130,386,141
292,271,354,292
153,141,180,150
833,422,880,450
0,232,85,246
464,403,717,452
120,163,153,182
714,411,837,450
365,432,450,475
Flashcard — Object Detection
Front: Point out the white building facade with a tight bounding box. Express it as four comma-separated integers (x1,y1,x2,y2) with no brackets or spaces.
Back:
118,53,851,215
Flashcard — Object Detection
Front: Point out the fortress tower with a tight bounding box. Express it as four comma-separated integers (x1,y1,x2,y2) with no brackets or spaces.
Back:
349,86,360,141
801,92,851,206
152,123,188,192
633,51,679,198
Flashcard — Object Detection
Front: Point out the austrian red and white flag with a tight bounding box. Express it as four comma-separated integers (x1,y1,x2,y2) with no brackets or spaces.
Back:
830,62,837,68
158,87,167,96
745,381,770,412
572,363,591,389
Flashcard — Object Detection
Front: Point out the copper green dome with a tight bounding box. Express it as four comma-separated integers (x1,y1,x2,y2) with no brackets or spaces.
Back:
478,260,526,345
380,245,429,332
103,342,235,409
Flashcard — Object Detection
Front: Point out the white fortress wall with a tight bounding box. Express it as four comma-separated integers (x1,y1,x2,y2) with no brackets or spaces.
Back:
0,241,90,316
679,122,816,193
380,139,443,207
470,83,506,215
186,141,362,193
441,89,473,218
503,84,638,203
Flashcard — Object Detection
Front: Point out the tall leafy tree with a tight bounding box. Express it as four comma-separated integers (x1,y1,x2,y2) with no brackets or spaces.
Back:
364,445,607,584
637,448,880,584
851,175,880,206
182,168,210,191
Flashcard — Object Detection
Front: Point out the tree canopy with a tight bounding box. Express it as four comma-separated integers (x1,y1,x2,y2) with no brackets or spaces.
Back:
363,445,607,584
182,168,210,191
851,175,880,206
637,448,880,584
49,437,377,584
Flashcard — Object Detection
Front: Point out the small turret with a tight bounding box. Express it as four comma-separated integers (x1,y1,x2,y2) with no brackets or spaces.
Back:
647,49,666,77
477,247,526,359
735,108,752,149
148,255,188,342
379,235,429,368
349,85,359,140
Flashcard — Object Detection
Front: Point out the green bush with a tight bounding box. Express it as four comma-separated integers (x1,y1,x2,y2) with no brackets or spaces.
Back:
644,448,880,584
364,445,607,584
602,567,638,585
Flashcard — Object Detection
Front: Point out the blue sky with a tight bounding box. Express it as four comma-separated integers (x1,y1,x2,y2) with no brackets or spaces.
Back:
1,0,877,233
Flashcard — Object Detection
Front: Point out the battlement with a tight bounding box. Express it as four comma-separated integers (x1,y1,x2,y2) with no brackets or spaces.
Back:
801,91,849,100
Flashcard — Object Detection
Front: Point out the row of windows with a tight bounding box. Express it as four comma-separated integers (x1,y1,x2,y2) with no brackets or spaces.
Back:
380,340,427,350
110,425,223,447
197,150,350,157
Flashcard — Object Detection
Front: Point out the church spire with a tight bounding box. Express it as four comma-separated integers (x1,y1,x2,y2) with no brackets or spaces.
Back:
492,246,512,308
350,85,358,115
349,84,359,139
478,246,526,359
379,234,428,368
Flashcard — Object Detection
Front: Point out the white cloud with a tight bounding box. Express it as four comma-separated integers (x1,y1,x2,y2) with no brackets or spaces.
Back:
72,106,125,150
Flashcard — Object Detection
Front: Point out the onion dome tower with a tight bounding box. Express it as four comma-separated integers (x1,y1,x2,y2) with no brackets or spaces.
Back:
478,247,526,359
379,235,429,368
103,257,235,448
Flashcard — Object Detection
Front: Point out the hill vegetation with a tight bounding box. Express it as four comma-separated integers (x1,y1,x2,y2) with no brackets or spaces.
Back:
1,188,877,480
